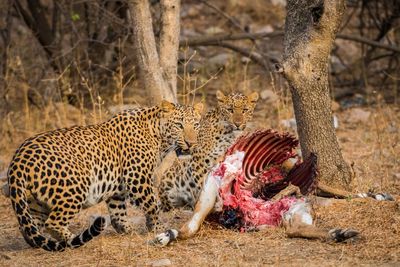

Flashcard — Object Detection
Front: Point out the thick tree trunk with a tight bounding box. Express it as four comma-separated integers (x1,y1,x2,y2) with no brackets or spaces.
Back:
281,0,352,189
128,0,178,104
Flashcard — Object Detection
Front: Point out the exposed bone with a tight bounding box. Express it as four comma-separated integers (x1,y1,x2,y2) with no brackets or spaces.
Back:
271,183,301,201
281,157,297,172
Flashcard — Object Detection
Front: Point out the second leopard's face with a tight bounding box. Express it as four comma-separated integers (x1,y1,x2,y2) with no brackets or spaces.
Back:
216,90,259,131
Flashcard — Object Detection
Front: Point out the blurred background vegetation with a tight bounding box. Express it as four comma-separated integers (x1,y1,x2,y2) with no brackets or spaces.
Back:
0,0,399,177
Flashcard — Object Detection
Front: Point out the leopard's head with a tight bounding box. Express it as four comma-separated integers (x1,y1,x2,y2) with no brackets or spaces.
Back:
216,90,259,131
160,100,203,157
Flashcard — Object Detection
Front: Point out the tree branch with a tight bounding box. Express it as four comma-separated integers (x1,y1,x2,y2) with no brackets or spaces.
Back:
179,31,400,59
179,31,281,67
336,33,400,54
14,0,63,71
14,1,35,35
179,31,283,47
179,28,400,74
26,0,55,55
207,42,275,69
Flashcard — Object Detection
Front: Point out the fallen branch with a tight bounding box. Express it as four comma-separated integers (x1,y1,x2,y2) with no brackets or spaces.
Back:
179,31,282,47
198,41,271,69
179,32,281,68
219,42,275,68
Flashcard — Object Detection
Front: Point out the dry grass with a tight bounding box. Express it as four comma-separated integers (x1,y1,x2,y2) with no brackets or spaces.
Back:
0,90,399,266
0,197,399,266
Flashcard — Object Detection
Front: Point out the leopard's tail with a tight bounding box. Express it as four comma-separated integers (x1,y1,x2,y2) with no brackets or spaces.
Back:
9,174,106,251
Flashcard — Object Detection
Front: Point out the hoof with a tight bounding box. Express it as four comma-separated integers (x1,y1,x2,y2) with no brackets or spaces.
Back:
148,229,178,247
328,228,359,242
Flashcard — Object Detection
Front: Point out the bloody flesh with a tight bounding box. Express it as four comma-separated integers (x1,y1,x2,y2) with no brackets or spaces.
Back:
212,129,318,230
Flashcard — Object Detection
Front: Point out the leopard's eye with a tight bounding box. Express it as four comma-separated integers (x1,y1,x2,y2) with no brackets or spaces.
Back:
227,108,234,113
177,123,184,129
242,108,249,113
194,122,200,128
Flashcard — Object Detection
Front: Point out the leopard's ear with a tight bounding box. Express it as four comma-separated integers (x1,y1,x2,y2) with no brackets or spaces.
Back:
160,100,176,113
216,90,226,103
193,102,204,114
247,92,259,103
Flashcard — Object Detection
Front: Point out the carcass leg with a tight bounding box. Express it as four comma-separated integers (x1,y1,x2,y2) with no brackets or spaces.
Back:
317,182,396,201
178,174,218,239
282,200,359,242
150,175,219,246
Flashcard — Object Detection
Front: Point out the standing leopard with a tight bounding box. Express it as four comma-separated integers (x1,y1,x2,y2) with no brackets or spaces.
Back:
7,100,203,251
156,91,259,211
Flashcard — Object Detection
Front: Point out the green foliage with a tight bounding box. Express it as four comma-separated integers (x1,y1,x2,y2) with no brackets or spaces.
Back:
71,13,80,22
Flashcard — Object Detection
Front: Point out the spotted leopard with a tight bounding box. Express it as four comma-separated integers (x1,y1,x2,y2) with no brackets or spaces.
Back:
156,91,259,211
7,101,203,251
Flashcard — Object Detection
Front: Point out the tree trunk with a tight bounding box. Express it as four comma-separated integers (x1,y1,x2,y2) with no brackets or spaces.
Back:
281,0,352,189
128,0,178,104
0,0,12,119
159,0,180,101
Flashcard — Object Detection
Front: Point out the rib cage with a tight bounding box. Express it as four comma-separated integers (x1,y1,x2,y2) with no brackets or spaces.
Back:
260,153,318,199
225,129,317,199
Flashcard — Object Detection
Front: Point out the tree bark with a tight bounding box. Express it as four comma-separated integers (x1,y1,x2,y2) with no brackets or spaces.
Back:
0,0,12,119
281,0,352,189
128,0,177,104
159,0,180,102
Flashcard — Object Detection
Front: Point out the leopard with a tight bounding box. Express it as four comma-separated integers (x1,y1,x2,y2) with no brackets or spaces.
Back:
156,91,259,211
7,100,203,251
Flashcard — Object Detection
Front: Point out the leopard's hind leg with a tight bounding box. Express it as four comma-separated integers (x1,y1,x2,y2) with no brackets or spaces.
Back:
43,197,83,241
20,197,49,247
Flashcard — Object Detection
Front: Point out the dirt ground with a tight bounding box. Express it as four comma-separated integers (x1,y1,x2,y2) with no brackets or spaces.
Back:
0,104,399,267
0,196,399,267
